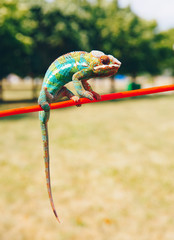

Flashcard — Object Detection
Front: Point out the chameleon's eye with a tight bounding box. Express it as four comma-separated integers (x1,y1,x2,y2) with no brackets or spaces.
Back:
100,55,110,65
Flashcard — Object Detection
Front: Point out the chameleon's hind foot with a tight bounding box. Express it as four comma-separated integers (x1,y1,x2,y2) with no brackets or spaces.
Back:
39,111,50,124
40,102,50,112
38,88,51,112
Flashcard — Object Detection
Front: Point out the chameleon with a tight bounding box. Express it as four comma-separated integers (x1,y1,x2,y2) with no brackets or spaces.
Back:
38,50,121,222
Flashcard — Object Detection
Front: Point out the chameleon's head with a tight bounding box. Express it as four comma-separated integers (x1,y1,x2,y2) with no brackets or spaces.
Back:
90,50,121,77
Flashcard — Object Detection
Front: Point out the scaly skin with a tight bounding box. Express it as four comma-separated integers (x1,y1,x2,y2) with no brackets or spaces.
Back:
38,50,121,222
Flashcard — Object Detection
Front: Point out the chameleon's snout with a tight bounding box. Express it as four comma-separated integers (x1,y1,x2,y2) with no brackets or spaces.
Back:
108,55,121,66
93,63,121,77
93,63,120,72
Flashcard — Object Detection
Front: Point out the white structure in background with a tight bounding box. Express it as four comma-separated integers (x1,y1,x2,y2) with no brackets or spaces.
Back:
6,74,22,84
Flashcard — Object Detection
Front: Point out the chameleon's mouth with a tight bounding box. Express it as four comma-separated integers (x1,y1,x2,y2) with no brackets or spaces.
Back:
93,63,121,76
93,63,120,71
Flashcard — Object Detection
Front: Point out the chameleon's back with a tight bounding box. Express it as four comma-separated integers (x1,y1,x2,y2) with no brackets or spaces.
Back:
57,51,88,64
42,51,90,95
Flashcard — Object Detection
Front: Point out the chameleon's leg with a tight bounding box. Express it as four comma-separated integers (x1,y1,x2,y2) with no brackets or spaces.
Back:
38,88,52,112
39,86,81,124
82,80,101,100
38,87,54,124
72,71,94,100
53,87,81,107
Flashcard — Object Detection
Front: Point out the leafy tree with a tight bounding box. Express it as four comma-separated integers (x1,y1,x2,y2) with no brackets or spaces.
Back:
95,1,161,79
157,28,174,76
0,0,172,90
0,0,34,79
27,1,95,76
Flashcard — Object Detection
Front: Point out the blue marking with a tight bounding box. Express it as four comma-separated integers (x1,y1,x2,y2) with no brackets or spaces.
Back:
65,54,73,62
54,60,61,69
77,55,89,71
59,60,75,77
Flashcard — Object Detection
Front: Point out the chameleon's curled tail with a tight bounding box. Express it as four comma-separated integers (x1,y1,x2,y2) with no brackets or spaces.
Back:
40,120,60,223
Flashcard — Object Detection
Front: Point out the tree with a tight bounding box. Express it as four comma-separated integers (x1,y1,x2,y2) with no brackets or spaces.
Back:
157,28,174,77
27,0,96,77
0,0,172,95
0,0,34,101
0,0,34,79
95,1,161,78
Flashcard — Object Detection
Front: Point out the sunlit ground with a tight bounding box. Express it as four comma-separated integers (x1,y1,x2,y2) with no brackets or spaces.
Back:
0,93,174,240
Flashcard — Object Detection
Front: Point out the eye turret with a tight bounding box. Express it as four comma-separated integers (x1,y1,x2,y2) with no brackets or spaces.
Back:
100,55,110,65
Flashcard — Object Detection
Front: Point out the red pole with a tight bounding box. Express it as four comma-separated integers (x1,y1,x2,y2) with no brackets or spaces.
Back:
0,84,174,118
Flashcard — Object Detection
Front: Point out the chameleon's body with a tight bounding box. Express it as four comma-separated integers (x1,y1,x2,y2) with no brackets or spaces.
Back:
38,50,121,222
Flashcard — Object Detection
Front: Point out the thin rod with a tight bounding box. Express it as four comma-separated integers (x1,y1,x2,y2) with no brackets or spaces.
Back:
0,84,174,118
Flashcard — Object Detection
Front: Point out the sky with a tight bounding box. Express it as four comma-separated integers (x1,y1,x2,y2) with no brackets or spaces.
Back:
118,0,174,31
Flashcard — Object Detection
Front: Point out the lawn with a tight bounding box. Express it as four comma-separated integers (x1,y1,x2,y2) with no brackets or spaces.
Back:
0,94,174,240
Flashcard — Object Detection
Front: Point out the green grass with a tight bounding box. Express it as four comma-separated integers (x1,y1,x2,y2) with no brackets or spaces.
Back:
0,94,174,240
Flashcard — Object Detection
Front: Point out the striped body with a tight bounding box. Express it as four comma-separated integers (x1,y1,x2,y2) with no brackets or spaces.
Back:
42,51,93,95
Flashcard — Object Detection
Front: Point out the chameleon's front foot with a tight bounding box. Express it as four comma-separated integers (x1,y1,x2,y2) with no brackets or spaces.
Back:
79,90,94,100
79,90,101,101
71,96,81,107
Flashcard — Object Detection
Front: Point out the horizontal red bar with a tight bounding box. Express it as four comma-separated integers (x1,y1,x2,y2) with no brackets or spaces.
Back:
0,84,174,118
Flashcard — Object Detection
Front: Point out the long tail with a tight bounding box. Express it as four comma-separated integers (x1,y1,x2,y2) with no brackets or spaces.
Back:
40,121,60,222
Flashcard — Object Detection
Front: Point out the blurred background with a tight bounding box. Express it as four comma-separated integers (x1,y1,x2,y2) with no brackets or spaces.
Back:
0,1,174,240
0,0,174,101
